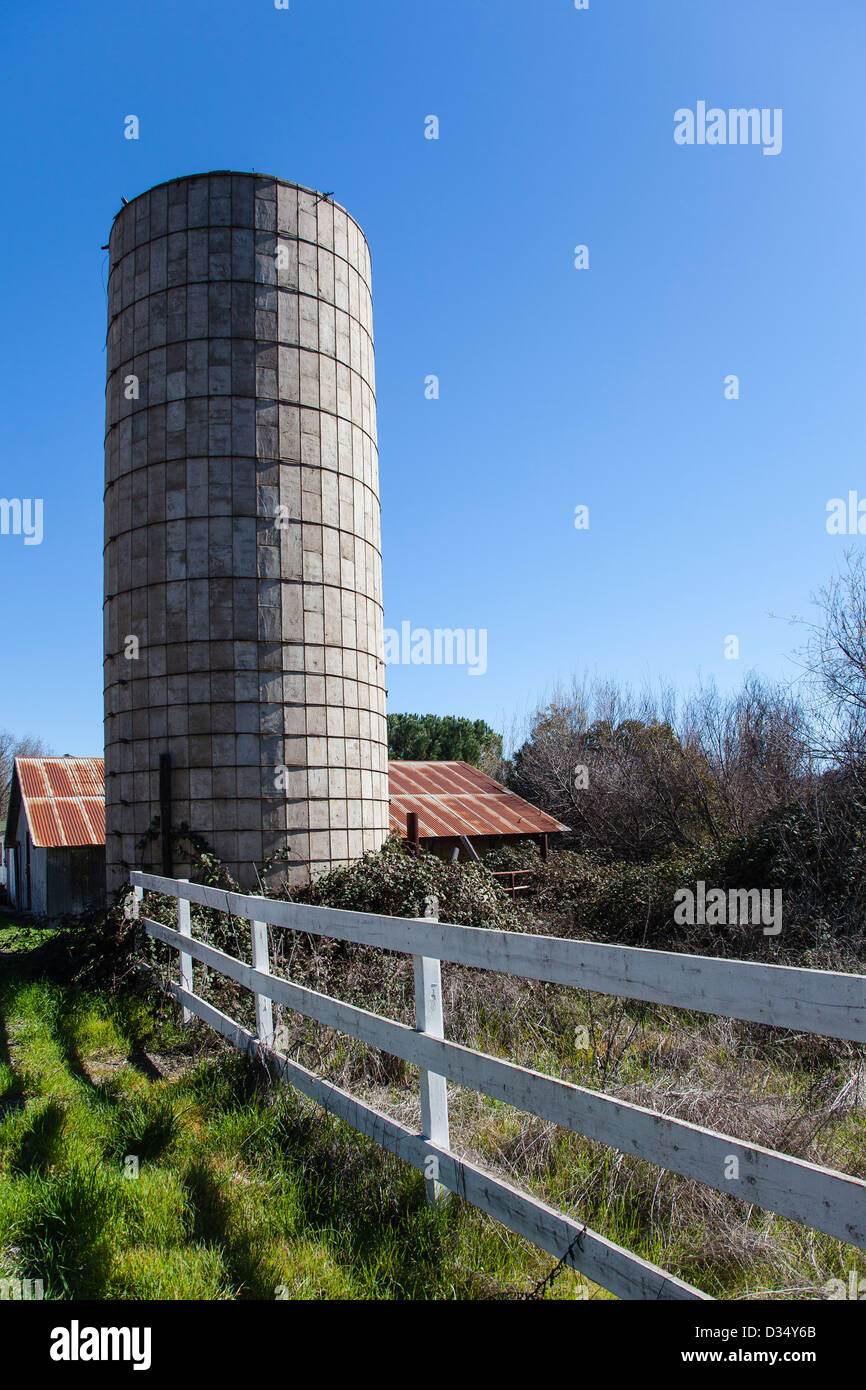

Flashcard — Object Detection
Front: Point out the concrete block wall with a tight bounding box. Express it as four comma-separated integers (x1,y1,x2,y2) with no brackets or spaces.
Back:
104,172,389,895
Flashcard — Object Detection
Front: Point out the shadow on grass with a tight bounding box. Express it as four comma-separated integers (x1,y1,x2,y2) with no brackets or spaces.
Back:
13,1161,119,1298
181,1158,276,1299
11,1102,66,1176
126,1047,163,1082
0,1010,25,1116
51,997,104,1095
103,1093,185,1166
266,1098,483,1300
176,1053,470,1298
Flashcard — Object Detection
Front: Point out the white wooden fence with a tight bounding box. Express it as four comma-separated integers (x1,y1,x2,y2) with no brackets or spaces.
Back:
130,870,866,1301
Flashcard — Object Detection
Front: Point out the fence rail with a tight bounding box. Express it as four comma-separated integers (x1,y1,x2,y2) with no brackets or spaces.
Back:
130,870,866,1301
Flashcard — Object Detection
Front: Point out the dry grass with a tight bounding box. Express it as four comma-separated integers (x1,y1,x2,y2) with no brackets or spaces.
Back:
204,927,866,1300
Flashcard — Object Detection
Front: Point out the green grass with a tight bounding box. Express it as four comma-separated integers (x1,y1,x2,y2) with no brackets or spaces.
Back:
0,958,592,1300
1,925,863,1301
0,915,58,954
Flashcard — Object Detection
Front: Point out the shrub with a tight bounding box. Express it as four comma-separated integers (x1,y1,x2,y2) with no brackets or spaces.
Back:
528,847,721,946
287,835,527,931
481,840,542,874
525,825,866,958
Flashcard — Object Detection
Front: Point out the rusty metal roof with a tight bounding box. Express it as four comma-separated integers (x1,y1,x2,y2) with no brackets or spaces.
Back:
7,754,563,851
388,761,569,839
13,757,106,849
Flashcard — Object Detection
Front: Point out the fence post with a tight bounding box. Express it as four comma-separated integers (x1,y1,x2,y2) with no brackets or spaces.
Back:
177,878,193,1025
250,919,274,1051
125,882,143,922
414,894,450,1207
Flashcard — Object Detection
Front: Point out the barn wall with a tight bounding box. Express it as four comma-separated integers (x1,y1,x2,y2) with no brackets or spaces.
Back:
46,847,107,917
421,835,537,862
10,821,29,911
4,848,16,907
3,810,105,918
28,845,48,916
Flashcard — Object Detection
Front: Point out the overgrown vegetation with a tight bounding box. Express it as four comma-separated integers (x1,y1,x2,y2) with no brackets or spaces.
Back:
2,832,863,1301
495,554,866,953
2,915,861,1301
289,834,525,929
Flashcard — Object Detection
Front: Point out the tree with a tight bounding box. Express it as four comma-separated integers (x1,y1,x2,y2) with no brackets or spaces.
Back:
681,677,811,835
511,690,711,860
0,730,51,828
387,713,502,769
801,549,866,779
509,676,810,861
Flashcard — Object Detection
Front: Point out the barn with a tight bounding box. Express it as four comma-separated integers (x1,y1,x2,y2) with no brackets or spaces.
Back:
2,756,563,912
388,761,568,863
3,757,106,918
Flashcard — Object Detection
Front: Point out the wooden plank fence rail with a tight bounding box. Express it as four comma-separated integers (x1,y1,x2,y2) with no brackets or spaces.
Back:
131,874,866,1044
131,871,866,1300
165,980,705,1301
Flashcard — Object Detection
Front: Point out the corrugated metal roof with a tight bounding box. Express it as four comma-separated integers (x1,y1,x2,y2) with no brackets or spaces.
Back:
388,761,569,838
10,755,563,850
15,757,106,849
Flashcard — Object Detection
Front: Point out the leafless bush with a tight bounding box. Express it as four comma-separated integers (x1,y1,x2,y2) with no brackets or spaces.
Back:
800,549,866,791
509,675,811,861
681,676,813,836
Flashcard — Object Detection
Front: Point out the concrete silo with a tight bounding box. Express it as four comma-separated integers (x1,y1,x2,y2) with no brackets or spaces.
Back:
104,172,389,895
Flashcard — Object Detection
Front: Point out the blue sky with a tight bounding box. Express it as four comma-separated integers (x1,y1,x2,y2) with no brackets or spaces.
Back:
1,0,863,755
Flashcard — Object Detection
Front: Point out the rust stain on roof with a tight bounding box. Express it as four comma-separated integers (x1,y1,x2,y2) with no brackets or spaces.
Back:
11,756,563,851
388,761,569,839
14,757,106,848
